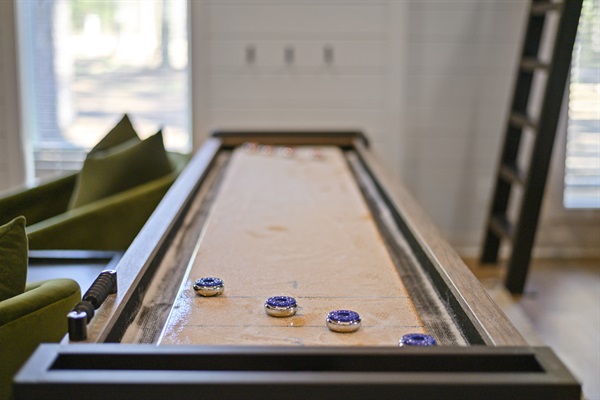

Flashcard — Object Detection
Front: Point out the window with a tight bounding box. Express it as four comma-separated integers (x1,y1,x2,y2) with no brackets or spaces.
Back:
17,0,190,179
565,0,600,208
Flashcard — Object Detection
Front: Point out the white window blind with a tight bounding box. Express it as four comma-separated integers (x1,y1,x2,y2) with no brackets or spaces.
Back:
17,0,190,179
565,0,600,208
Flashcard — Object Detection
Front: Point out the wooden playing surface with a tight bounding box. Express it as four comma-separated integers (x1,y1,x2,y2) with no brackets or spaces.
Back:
158,146,425,346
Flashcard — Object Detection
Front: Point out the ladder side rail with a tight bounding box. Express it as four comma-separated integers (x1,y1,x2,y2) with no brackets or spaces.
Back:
505,0,584,293
481,6,548,263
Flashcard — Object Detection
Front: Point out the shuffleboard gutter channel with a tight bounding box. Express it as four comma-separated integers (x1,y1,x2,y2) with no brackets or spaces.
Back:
84,139,224,343
347,152,467,346
348,145,523,346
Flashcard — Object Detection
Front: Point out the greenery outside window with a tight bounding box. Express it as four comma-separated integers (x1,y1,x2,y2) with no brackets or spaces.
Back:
17,0,190,179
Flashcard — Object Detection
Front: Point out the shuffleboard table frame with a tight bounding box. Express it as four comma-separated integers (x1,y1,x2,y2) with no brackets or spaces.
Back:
13,131,581,399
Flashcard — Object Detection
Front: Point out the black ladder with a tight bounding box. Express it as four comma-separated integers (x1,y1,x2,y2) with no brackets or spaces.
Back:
480,0,583,294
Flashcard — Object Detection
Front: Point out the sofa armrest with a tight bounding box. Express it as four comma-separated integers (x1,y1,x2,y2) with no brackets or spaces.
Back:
0,279,80,326
27,173,177,250
0,174,77,226
0,279,80,400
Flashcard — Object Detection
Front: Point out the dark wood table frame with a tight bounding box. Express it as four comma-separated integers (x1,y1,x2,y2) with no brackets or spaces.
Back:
14,131,581,399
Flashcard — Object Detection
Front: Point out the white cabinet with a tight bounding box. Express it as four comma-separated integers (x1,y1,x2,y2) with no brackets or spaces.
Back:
192,0,399,162
206,2,387,38
208,40,386,71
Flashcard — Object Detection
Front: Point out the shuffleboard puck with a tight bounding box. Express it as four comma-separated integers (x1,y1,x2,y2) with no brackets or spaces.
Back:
399,333,437,347
326,310,361,333
265,296,298,317
193,277,224,297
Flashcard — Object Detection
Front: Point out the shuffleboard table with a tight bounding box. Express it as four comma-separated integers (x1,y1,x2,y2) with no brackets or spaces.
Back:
14,132,580,399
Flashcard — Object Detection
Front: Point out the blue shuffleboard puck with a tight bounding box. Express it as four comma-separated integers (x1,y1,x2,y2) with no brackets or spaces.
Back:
193,277,224,297
326,310,361,333
399,333,437,347
265,296,298,317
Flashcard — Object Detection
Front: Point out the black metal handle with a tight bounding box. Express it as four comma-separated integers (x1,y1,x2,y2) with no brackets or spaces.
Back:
68,270,117,341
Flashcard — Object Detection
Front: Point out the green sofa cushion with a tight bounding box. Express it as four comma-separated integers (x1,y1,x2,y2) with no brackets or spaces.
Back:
69,130,173,209
0,216,28,302
89,114,140,154
27,152,190,250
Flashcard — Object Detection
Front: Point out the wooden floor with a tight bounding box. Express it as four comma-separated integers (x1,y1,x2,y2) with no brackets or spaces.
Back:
464,258,600,400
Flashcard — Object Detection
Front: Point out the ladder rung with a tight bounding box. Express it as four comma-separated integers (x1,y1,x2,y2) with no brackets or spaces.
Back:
500,163,526,185
520,57,550,72
531,2,562,15
509,112,537,131
490,214,513,240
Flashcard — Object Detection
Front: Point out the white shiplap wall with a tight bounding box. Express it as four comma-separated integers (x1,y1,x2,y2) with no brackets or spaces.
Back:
2,0,594,255
397,1,599,257
400,1,529,252
191,0,531,254
192,0,398,161
0,0,27,194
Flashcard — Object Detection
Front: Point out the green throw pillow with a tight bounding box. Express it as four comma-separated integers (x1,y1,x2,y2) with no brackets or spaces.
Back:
69,130,172,209
0,216,28,302
89,114,140,154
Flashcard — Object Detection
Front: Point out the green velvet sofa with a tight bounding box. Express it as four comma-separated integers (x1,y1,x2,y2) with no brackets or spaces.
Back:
0,278,81,400
0,152,189,250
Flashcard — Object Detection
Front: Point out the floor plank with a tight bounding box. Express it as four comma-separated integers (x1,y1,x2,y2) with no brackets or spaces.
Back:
465,258,600,400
